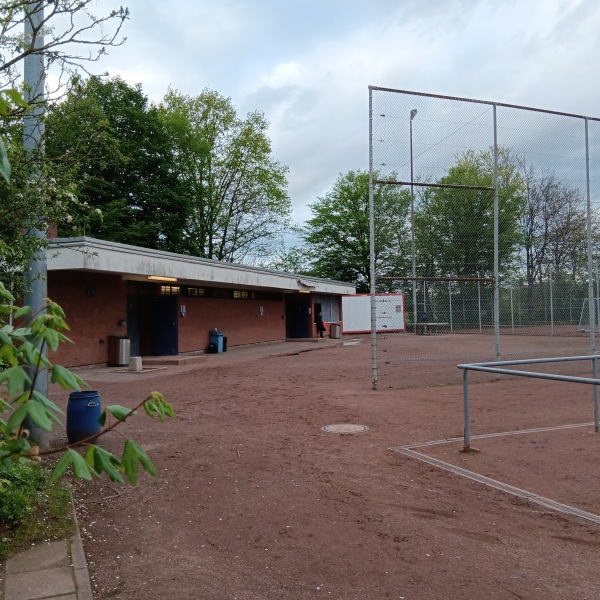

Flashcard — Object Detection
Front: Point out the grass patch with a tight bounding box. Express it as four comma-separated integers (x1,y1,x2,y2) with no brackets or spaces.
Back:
0,461,74,560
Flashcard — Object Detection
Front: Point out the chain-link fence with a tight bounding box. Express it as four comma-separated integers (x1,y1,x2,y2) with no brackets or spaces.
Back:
368,86,600,387
393,276,590,334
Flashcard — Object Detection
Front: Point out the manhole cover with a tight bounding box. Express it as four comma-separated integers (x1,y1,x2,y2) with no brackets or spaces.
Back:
321,424,369,434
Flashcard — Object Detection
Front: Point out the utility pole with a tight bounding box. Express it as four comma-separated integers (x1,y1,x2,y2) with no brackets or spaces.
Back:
23,1,48,448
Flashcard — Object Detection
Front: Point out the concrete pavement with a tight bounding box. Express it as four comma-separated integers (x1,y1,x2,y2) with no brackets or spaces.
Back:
3,511,92,600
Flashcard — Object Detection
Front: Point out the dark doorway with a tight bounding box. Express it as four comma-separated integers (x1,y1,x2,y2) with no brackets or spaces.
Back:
285,295,311,338
127,290,153,357
127,295,141,357
151,296,179,355
314,302,322,322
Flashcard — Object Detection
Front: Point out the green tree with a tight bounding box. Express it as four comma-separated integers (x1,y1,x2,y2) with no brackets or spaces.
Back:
0,1,130,287
0,128,85,297
158,89,291,262
46,76,188,251
267,242,312,274
299,170,411,292
415,148,525,279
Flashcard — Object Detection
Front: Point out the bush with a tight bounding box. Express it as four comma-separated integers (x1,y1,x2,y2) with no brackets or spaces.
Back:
0,461,73,559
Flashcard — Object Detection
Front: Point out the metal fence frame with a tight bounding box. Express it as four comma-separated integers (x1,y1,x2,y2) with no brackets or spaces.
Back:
368,86,600,389
457,355,600,451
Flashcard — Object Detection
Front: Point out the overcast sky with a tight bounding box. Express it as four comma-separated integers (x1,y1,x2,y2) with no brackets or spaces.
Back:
98,0,600,226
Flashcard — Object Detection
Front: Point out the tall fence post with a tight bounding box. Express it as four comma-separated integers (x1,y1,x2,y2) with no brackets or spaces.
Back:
368,87,377,390
492,104,500,361
585,118,596,354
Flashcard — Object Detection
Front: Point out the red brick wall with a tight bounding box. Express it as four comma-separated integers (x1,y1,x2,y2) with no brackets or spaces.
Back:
178,297,286,352
46,272,287,366
48,272,128,367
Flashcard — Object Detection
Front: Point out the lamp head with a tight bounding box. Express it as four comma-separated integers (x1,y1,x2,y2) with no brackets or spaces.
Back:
410,109,417,120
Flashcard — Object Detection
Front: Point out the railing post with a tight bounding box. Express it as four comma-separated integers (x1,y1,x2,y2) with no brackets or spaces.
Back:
462,368,471,451
593,355,599,433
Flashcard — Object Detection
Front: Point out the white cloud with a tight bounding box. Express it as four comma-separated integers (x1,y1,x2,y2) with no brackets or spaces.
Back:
96,0,600,225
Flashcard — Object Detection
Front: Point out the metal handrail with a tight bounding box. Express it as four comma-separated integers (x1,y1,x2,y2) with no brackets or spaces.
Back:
457,355,600,451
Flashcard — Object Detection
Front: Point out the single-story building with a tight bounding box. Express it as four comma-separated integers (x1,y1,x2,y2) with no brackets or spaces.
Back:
46,237,356,367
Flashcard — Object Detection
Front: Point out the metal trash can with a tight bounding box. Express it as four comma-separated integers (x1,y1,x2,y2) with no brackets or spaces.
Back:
329,323,341,339
208,329,224,353
107,336,131,366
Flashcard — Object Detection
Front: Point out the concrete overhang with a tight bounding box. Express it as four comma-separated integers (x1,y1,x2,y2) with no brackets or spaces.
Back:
48,237,356,296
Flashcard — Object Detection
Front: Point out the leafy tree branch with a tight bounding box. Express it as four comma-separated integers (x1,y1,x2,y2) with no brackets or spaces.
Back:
0,281,176,485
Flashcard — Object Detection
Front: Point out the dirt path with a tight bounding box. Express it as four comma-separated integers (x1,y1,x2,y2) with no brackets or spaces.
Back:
51,336,600,599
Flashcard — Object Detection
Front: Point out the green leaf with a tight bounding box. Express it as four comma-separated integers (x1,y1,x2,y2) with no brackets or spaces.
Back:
0,283,15,302
84,446,124,483
0,328,12,346
4,88,27,107
50,448,94,483
0,366,31,395
12,306,30,320
41,327,60,352
5,398,57,433
121,439,157,486
0,136,10,183
143,392,175,421
5,402,29,433
25,400,53,431
0,436,30,460
0,342,18,367
30,390,63,416
20,341,53,369
12,391,30,404
51,364,87,391
105,405,136,422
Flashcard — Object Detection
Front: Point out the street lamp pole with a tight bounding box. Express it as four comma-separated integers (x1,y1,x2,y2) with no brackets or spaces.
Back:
410,109,417,333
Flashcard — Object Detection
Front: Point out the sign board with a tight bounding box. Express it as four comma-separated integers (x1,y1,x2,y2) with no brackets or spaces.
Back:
342,293,405,333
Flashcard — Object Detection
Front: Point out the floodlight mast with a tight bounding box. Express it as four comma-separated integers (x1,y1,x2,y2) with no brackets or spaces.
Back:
410,109,417,333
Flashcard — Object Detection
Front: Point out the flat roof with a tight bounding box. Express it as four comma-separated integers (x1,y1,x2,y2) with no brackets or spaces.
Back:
48,237,356,296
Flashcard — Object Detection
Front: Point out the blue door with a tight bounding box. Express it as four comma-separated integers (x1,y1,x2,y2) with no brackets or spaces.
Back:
152,296,178,355
286,296,311,338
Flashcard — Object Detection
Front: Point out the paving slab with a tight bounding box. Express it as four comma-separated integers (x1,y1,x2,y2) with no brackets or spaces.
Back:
3,501,93,600
5,564,75,600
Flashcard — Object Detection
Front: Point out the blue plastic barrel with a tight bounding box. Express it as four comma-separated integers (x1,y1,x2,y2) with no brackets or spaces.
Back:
67,391,102,444
208,329,224,353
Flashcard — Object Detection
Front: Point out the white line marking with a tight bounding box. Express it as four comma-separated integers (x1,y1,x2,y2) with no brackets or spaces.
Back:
390,422,600,525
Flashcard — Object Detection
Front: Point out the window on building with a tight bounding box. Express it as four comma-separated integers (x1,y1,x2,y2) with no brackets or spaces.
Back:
233,290,250,299
186,287,206,297
160,285,180,295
